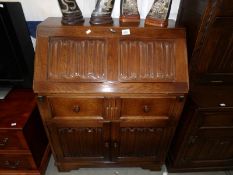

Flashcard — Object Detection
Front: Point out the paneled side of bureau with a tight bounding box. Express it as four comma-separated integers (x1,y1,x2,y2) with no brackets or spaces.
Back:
33,18,189,172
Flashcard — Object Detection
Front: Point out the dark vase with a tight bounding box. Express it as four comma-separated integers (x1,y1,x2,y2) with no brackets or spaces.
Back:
90,0,115,25
57,0,84,25
120,0,140,23
145,0,172,27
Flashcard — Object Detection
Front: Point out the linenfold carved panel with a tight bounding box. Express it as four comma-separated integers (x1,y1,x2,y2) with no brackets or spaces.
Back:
119,127,163,157
58,127,103,157
48,37,107,81
119,40,176,82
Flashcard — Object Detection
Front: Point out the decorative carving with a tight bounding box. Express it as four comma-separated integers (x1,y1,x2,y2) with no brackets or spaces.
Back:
121,127,163,133
104,97,120,120
189,0,219,82
119,40,175,81
57,0,84,25
145,0,172,27
120,0,140,23
59,127,102,134
119,127,163,157
58,127,103,157
90,0,115,25
48,37,107,82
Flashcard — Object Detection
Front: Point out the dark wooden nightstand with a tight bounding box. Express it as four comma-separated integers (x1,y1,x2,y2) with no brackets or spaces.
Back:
0,89,50,175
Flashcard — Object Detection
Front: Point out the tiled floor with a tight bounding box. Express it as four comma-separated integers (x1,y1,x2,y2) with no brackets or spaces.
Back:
45,156,232,175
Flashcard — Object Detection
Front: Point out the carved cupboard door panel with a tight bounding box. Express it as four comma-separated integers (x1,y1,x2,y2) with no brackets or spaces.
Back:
179,109,233,168
44,96,111,162
47,120,111,162
196,18,233,83
180,134,233,168
111,97,180,162
111,122,169,162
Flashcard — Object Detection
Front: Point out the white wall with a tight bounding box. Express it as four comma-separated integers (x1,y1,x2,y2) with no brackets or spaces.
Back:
3,0,180,21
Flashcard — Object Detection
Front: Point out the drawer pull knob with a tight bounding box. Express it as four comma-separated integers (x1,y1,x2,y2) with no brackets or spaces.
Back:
4,160,20,169
114,142,118,148
73,105,80,113
143,105,151,113
37,96,45,102
219,103,226,107
105,142,110,148
0,138,8,146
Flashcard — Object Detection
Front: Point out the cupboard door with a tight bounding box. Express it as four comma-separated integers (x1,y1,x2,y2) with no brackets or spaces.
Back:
111,121,171,162
111,97,182,162
180,132,233,168
47,120,111,162
193,17,233,83
179,109,233,168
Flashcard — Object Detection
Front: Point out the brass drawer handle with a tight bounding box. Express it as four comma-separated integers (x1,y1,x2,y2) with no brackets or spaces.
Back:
143,105,151,113
0,138,8,147
4,160,20,169
73,105,80,113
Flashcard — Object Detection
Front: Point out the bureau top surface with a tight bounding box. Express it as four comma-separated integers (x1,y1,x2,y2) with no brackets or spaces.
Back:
39,17,178,29
0,89,36,129
34,18,189,94
37,17,186,38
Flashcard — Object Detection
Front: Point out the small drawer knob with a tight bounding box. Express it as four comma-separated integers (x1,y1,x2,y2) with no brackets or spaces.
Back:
143,105,151,113
4,160,20,169
0,138,8,146
104,142,110,148
73,105,80,113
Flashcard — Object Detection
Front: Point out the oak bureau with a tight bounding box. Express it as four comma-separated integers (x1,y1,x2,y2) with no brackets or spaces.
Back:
33,18,189,171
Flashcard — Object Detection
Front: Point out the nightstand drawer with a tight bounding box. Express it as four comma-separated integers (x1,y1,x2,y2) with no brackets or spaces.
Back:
0,130,28,150
0,153,36,170
197,109,233,128
121,97,177,117
48,97,104,118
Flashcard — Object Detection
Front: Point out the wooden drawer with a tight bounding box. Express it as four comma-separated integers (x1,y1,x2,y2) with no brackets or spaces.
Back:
196,108,233,128
121,97,177,117
0,130,28,150
48,97,104,118
0,153,36,170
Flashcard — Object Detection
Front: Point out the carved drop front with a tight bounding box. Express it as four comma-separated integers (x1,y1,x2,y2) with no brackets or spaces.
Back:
48,37,107,82
119,40,176,82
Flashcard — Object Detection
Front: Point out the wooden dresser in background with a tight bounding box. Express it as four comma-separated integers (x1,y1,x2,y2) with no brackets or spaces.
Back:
167,0,233,172
0,89,50,175
33,18,189,171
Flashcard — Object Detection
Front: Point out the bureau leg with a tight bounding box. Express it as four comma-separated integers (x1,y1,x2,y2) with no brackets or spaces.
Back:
55,162,79,172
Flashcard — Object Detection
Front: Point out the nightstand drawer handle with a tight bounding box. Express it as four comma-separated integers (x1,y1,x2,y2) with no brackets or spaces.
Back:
143,105,151,113
73,105,80,113
0,138,8,146
219,103,226,107
4,160,20,169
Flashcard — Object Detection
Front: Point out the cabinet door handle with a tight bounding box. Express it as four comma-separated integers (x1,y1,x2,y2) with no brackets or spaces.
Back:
37,96,45,102
4,160,20,169
73,105,80,113
114,142,118,148
143,105,151,113
104,142,110,148
0,138,8,147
